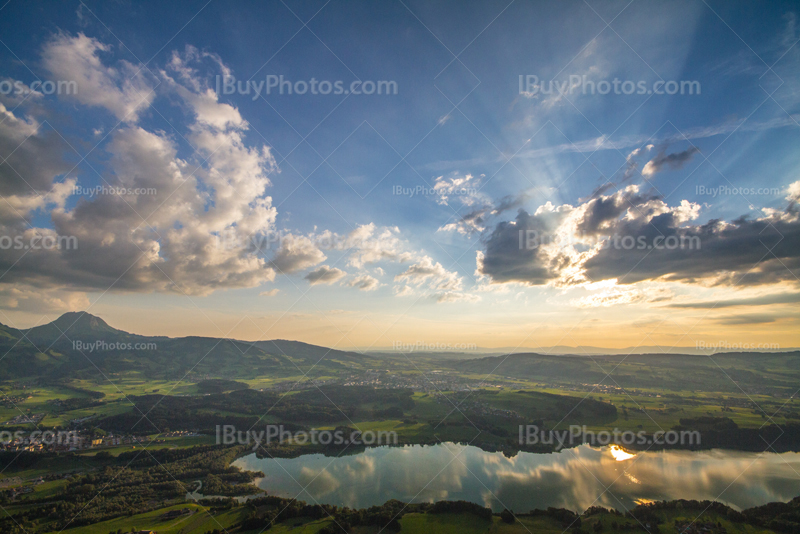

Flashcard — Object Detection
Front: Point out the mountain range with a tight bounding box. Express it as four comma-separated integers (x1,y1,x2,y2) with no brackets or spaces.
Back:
2,312,798,391
0,312,382,380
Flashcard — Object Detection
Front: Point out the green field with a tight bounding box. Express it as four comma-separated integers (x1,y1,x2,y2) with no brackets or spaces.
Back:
47,503,249,534
40,506,791,534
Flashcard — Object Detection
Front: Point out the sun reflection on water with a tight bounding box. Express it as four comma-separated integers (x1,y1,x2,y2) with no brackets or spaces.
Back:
610,445,636,461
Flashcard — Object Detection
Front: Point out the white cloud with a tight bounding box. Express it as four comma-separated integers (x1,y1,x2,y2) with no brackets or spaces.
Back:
0,35,481,310
269,234,326,274
438,217,485,235
434,291,480,303
42,32,155,122
432,172,487,207
0,285,90,313
0,40,280,297
259,288,280,297
395,256,463,292
394,285,414,297
0,176,75,225
316,223,414,269
787,180,800,203
568,284,673,308
163,51,247,130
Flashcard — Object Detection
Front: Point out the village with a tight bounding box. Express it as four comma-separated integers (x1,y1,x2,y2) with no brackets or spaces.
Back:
0,429,200,453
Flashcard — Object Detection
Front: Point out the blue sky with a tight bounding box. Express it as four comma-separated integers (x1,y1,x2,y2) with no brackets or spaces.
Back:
0,0,798,349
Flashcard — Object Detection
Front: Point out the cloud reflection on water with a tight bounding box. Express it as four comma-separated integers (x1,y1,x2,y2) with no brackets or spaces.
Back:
234,443,800,512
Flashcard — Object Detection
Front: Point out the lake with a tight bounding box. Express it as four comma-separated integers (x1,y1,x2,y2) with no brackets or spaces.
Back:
232,443,800,512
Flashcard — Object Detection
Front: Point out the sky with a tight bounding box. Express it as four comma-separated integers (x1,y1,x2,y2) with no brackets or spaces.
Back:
0,0,798,350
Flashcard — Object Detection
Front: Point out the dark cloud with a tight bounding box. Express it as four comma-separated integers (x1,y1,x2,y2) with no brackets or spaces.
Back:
478,184,800,288
667,292,800,308
304,265,346,285
492,190,534,214
0,113,70,196
716,314,777,325
583,214,800,286
621,160,640,183
440,189,535,235
456,207,488,229
585,182,616,200
642,146,700,176
347,274,380,291
575,188,658,236
477,209,564,285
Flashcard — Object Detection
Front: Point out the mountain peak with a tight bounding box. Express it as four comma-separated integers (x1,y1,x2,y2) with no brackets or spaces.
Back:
21,312,130,345
53,311,110,330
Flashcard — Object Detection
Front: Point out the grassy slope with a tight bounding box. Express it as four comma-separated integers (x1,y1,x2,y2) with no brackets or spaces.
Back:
48,503,249,534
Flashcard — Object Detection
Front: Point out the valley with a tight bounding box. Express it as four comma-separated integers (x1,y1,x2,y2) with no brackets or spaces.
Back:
2,313,799,534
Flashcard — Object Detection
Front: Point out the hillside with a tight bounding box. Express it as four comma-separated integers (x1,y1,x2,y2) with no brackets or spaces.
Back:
253,339,381,367
0,313,377,380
